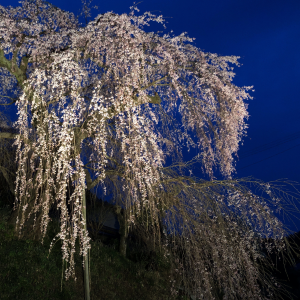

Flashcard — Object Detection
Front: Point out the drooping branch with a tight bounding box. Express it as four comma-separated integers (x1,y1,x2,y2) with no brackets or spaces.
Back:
0,95,18,105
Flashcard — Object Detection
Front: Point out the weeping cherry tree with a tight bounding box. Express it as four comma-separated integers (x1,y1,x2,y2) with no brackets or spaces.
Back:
0,1,299,299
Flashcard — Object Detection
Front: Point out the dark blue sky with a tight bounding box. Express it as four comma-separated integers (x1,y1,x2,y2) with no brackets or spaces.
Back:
2,0,300,234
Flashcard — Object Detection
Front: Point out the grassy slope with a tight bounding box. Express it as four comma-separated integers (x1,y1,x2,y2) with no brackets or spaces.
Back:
0,204,191,300
2,196,300,300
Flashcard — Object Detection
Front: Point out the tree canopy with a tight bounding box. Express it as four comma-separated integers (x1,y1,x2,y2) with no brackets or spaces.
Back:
0,1,299,299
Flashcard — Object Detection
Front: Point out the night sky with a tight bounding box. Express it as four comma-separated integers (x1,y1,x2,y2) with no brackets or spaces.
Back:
1,0,300,235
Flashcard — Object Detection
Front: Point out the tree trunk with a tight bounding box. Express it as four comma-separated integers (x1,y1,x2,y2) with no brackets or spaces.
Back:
119,220,127,257
114,205,128,257
82,188,91,300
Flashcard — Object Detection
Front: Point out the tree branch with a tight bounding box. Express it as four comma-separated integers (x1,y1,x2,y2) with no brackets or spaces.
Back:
0,131,18,139
0,95,18,105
